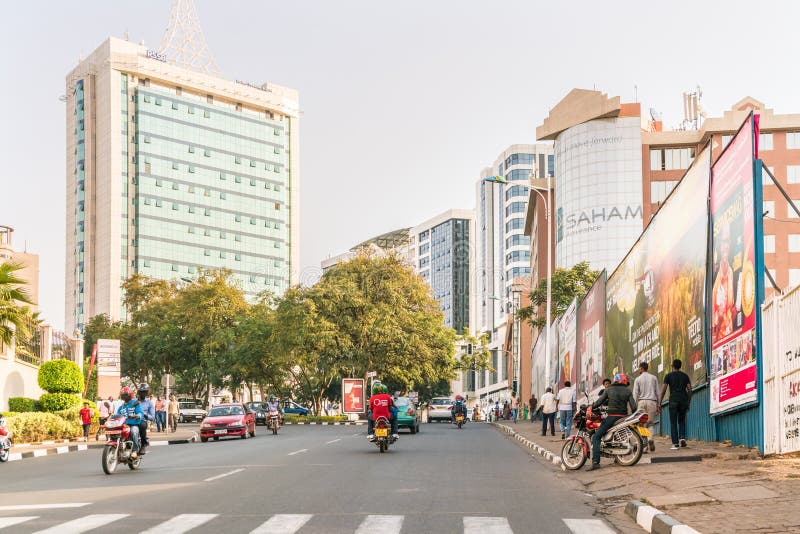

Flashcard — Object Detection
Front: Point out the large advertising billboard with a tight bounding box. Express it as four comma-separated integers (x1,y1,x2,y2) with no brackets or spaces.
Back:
577,273,606,399
557,298,578,387
709,115,758,414
605,146,711,386
531,333,546,399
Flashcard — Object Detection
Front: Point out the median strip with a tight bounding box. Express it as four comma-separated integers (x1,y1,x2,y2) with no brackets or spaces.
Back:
204,468,245,482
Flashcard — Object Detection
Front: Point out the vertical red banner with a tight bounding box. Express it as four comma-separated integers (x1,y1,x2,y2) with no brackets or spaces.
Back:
342,378,365,414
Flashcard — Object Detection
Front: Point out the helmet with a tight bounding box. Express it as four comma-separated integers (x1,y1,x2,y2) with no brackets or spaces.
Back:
120,386,134,402
138,382,150,393
372,383,383,395
269,394,276,401
455,394,463,401
613,373,630,386
381,385,389,394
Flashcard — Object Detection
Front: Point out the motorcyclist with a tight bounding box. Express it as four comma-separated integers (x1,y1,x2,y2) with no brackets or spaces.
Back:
136,383,155,453
367,382,399,442
383,385,398,432
451,394,468,421
115,386,144,457
587,373,637,471
267,394,283,424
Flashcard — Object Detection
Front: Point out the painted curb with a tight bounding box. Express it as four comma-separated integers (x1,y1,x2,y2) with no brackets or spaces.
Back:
492,422,564,468
625,500,702,534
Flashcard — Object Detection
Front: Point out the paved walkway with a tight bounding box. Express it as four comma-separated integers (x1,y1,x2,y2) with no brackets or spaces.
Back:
498,420,800,533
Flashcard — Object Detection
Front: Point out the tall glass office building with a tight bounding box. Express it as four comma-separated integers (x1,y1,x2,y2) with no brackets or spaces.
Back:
65,38,299,333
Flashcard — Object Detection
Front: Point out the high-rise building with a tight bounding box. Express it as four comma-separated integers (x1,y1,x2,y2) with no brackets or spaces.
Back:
65,37,299,333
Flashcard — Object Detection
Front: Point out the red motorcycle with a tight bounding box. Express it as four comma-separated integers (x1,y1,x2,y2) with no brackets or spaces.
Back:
0,414,11,462
101,414,143,474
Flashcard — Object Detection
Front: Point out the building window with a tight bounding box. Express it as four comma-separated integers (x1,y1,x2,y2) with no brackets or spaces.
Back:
204,149,211,157
506,169,532,182
220,172,226,180
250,160,257,167
788,166,800,184
188,206,195,214
763,200,775,216
220,192,226,200
219,251,226,259
250,179,256,186
204,209,211,216
788,200,800,219
172,182,179,190
143,136,151,144
419,243,430,255
188,227,195,234
787,132,800,150
791,269,800,287
204,229,211,236
651,180,678,204
235,234,241,242
188,186,195,194
203,110,210,118
172,203,179,210
220,231,226,239
759,133,774,151
764,235,775,253
505,185,529,200
155,98,163,106
235,214,242,222
144,198,151,205
505,202,527,216
250,218,257,225
155,200,162,207
650,147,695,171
188,166,195,173
207,95,213,103
505,218,525,232
235,157,241,165
188,146,195,153
143,95,151,103
505,153,535,167
155,179,162,187
790,234,800,253
721,135,733,149
235,176,242,183
172,102,179,110
171,264,178,271
204,250,210,256
188,106,195,114
172,162,179,170
235,254,241,261
143,260,151,267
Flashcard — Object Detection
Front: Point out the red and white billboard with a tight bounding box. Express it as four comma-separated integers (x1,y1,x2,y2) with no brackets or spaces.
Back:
342,378,365,414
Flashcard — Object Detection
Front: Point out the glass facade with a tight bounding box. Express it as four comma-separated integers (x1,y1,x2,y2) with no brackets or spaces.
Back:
426,218,470,332
74,80,86,330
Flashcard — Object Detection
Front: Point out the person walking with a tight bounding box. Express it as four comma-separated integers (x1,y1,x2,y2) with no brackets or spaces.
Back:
522,403,529,422
557,381,576,439
541,387,557,437
510,394,519,423
155,395,167,433
494,400,501,421
660,359,692,450
79,402,92,442
633,361,660,452
95,398,111,440
167,394,180,432
529,393,538,422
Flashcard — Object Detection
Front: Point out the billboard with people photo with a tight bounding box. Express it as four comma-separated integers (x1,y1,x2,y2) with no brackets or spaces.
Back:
577,273,606,400
557,298,578,388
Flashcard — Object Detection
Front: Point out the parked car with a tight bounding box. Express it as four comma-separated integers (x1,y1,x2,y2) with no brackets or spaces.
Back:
178,400,207,423
282,400,310,416
394,396,420,434
427,397,454,422
200,403,256,442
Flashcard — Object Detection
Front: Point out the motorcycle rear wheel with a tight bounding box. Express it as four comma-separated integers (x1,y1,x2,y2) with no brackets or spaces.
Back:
128,456,142,470
101,445,118,474
379,440,386,453
0,448,8,462
560,438,588,470
614,428,643,466
272,425,278,435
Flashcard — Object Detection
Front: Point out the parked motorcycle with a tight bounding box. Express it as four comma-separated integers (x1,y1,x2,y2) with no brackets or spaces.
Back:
268,408,280,435
560,401,648,470
0,415,12,462
101,414,143,474
373,416,395,453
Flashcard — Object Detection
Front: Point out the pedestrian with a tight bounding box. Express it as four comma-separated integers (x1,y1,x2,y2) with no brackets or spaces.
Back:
523,403,529,421
541,387,557,437
529,393,538,422
111,395,122,415
502,401,511,420
557,381,576,439
155,395,167,432
96,398,111,440
633,361,660,452
79,402,92,442
494,400,500,421
660,359,692,450
511,394,519,423
168,394,180,432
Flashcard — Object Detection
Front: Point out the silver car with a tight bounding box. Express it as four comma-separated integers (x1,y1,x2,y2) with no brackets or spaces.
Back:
178,401,207,423
427,397,454,422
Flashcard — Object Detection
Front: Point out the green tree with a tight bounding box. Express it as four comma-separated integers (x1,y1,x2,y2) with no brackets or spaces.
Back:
517,261,601,328
0,261,35,349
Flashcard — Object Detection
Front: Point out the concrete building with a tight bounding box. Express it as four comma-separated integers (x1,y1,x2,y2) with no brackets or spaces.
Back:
65,37,299,333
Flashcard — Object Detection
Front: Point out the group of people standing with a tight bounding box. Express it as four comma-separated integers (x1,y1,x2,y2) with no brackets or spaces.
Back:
90,392,182,439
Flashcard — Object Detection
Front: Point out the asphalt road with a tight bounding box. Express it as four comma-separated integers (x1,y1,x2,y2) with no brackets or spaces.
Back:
0,422,614,533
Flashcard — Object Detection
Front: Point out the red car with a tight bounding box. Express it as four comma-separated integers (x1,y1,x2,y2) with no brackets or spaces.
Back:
199,403,256,442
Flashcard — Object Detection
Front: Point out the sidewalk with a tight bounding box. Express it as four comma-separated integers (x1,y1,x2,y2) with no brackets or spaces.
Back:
496,420,800,534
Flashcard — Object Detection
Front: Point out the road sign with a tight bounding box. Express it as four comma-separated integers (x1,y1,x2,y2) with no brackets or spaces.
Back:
342,378,365,414
161,374,176,388
96,339,121,377
366,371,377,378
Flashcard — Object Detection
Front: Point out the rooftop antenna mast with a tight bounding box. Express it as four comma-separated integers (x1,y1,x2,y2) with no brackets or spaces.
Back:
159,0,222,76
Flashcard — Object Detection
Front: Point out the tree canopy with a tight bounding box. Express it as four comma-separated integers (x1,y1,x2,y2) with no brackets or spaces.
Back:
517,261,601,328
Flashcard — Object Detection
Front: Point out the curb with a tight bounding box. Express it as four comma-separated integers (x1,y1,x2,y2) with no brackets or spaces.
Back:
282,422,365,426
625,500,701,533
493,422,564,468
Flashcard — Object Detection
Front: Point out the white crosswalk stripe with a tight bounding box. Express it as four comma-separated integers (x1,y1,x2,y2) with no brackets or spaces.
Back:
32,513,128,534
463,516,514,534
0,516,38,529
140,514,219,534
563,518,617,533
354,515,404,534
250,514,313,534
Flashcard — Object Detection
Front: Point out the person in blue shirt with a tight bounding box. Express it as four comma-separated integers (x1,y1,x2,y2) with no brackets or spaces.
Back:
115,386,144,456
136,383,155,453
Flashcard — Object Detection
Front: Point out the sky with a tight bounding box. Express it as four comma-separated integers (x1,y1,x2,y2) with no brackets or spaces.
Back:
2,0,799,331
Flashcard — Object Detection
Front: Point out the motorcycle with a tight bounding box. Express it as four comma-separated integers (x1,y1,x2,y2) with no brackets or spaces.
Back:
560,400,648,470
454,412,466,429
101,414,143,474
373,416,395,453
268,408,280,435
0,415,12,462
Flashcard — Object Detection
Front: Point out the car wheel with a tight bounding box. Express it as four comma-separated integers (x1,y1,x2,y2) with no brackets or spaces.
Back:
410,424,416,435
200,437,208,443
213,437,219,441
251,426,256,437
179,415,185,423
416,423,420,434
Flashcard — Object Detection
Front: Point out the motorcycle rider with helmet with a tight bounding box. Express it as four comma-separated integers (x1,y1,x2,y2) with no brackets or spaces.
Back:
587,373,637,471
267,394,283,424
136,383,155,454
115,386,145,457
451,394,468,421
367,382,399,442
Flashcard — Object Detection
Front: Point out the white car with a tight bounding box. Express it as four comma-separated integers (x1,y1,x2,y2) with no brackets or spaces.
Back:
178,401,207,423
427,397,454,422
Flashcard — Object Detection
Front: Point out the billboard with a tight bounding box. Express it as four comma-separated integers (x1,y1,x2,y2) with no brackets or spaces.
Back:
709,115,758,414
96,339,121,377
577,273,606,399
531,332,546,399
557,298,578,387
342,378,365,414
605,146,711,386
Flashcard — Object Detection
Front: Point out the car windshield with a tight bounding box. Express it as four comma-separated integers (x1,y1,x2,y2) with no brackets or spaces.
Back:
431,398,452,406
179,402,198,410
208,406,244,417
249,403,267,411
394,397,411,406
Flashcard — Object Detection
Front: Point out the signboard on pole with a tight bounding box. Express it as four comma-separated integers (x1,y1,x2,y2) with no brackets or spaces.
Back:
342,378,366,414
97,339,121,377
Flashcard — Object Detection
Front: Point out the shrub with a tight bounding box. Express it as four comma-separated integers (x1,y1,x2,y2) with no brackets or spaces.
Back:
38,359,83,394
39,393,82,412
283,415,349,424
8,397,39,412
6,412,82,443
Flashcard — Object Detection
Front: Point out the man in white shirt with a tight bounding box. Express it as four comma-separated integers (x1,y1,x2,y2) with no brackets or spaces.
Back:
556,381,577,439
633,361,660,452
540,387,557,437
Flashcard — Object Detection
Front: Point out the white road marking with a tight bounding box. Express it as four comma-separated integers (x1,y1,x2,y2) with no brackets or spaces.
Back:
33,513,128,533
463,516,513,534
355,515,404,534
32,449,47,457
140,514,218,533
287,448,308,456
0,503,90,511
0,517,38,529
204,468,245,482
563,518,617,533
326,438,341,444
249,514,313,533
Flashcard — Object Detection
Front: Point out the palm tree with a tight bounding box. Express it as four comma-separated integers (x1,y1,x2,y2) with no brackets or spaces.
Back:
0,261,35,349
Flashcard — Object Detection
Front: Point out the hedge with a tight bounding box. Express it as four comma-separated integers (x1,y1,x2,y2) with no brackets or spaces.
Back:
8,397,39,412
39,393,82,412
6,412,82,443
38,359,83,394
283,415,349,424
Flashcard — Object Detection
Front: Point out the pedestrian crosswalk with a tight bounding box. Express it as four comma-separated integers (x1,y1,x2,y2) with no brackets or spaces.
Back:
0,513,615,533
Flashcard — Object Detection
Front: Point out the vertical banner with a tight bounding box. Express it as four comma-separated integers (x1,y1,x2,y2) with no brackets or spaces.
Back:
605,146,710,386
549,321,559,390
558,298,578,387
531,332,546,398
710,115,758,414
577,272,606,400
342,378,365,414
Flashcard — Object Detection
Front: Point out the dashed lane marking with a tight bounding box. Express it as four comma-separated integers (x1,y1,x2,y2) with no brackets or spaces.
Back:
326,439,341,444
204,468,245,482
287,448,308,456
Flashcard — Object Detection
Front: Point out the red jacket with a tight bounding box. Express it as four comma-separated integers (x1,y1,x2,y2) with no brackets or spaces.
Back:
370,394,393,420
79,408,92,425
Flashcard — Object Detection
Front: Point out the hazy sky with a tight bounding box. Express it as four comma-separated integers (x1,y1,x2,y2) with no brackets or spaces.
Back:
2,0,798,331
